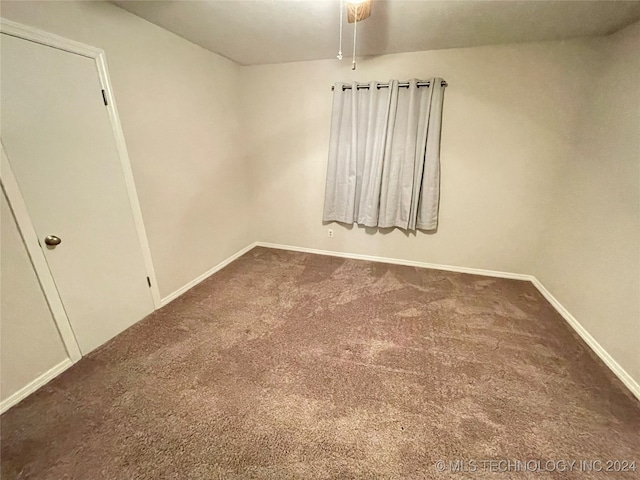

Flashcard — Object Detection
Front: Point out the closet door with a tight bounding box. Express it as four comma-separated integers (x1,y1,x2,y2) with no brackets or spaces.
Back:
1,34,155,354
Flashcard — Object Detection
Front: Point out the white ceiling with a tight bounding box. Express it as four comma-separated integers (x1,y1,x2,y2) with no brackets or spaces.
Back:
112,0,640,66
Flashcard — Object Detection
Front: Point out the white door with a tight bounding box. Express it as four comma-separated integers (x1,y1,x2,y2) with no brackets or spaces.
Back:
1,34,155,354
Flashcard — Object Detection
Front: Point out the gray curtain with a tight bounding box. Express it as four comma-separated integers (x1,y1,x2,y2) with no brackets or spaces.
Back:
323,78,445,231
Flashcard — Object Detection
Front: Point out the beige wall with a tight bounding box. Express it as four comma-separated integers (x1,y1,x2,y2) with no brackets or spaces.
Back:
1,191,68,402
533,22,640,383
1,1,252,299
241,39,598,275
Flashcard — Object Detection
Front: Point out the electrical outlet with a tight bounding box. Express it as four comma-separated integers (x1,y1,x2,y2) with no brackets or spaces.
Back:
328,229,334,238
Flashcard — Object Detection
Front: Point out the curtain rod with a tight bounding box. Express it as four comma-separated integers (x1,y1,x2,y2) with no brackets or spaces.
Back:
331,80,448,91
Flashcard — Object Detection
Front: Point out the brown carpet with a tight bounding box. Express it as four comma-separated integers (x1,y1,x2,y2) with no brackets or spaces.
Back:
2,247,639,479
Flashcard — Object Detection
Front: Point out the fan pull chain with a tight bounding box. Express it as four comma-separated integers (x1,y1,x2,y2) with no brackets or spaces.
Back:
352,9,357,70
337,0,343,60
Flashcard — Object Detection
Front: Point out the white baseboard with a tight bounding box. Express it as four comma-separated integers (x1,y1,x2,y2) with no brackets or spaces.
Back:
1,358,73,414
3,242,637,414
160,242,258,307
1,243,260,413
256,241,640,402
255,242,534,281
530,278,640,402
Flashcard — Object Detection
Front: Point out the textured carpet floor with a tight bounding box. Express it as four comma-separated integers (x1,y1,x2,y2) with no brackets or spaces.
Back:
2,247,639,479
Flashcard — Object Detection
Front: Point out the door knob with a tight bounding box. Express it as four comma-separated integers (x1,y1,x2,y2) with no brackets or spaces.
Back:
44,235,62,246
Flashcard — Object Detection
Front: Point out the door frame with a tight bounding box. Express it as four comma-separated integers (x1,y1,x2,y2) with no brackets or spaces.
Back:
0,18,162,313
1,145,82,362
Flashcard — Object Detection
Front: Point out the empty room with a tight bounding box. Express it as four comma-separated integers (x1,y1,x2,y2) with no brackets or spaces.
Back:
1,0,639,478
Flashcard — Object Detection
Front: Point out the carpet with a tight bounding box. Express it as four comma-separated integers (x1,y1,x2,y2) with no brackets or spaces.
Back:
2,247,639,479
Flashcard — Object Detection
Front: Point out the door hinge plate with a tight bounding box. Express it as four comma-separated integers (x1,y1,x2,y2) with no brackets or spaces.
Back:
101,89,108,106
